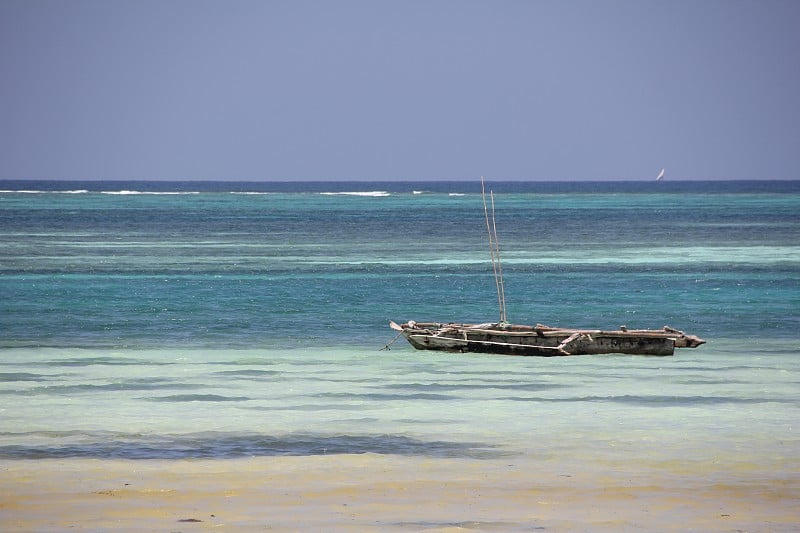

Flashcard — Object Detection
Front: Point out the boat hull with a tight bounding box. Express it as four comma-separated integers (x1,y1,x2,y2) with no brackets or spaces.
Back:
390,321,705,357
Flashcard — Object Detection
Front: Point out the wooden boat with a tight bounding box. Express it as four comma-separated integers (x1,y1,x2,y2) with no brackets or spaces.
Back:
387,179,706,357
390,320,705,356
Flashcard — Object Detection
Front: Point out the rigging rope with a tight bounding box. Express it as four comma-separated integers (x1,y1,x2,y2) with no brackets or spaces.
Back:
481,177,507,323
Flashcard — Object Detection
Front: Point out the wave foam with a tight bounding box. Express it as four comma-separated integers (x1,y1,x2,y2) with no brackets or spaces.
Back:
100,191,200,195
319,191,391,197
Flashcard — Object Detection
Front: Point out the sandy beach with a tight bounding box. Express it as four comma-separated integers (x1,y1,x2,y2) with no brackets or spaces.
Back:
2,454,797,532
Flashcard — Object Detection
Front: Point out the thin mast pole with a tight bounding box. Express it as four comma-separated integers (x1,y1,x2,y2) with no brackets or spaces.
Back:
490,189,507,323
481,177,506,323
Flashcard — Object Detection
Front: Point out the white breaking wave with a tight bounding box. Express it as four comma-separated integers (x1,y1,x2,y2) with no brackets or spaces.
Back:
319,191,391,197
449,193,465,197
100,191,200,195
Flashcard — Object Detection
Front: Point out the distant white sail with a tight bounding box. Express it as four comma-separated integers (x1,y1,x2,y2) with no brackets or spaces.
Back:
656,168,665,181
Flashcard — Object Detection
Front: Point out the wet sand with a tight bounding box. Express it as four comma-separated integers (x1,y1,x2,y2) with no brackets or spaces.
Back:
2,454,797,532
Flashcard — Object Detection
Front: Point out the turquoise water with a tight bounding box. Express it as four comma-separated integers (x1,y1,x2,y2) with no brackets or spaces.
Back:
0,180,798,461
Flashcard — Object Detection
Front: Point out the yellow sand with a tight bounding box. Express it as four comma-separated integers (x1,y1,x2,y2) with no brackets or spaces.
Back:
1,454,797,532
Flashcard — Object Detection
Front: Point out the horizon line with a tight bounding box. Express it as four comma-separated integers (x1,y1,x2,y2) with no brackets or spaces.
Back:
1,177,797,183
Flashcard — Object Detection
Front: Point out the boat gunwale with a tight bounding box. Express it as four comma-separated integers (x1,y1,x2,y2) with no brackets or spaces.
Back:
404,333,571,355
403,322,698,340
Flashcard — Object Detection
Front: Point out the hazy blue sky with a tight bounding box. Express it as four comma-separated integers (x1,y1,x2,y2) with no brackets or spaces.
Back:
1,0,798,181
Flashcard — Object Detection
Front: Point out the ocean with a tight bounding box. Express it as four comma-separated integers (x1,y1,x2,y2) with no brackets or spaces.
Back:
1,179,798,531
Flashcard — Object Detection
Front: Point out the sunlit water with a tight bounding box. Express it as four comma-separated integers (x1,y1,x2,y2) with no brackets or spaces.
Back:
1,180,798,469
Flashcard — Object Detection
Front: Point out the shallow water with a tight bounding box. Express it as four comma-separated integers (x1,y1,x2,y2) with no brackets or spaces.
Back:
1,180,799,530
0,341,797,465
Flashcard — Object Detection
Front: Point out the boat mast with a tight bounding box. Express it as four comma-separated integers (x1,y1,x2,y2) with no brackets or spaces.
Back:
491,188,508,323
481,177,507,323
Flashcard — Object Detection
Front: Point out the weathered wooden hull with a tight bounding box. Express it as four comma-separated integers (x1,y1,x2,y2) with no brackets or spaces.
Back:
390,321,705,357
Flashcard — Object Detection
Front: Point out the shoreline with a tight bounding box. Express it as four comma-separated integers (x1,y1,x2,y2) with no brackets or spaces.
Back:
2,454,797,532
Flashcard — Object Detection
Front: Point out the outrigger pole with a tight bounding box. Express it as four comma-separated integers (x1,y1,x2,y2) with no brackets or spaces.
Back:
481,177,507,323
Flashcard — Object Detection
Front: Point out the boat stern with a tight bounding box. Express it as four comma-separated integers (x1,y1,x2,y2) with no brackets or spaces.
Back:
674,334,706,349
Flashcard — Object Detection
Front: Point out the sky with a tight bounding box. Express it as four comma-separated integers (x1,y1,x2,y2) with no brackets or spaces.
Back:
1,0,799,181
